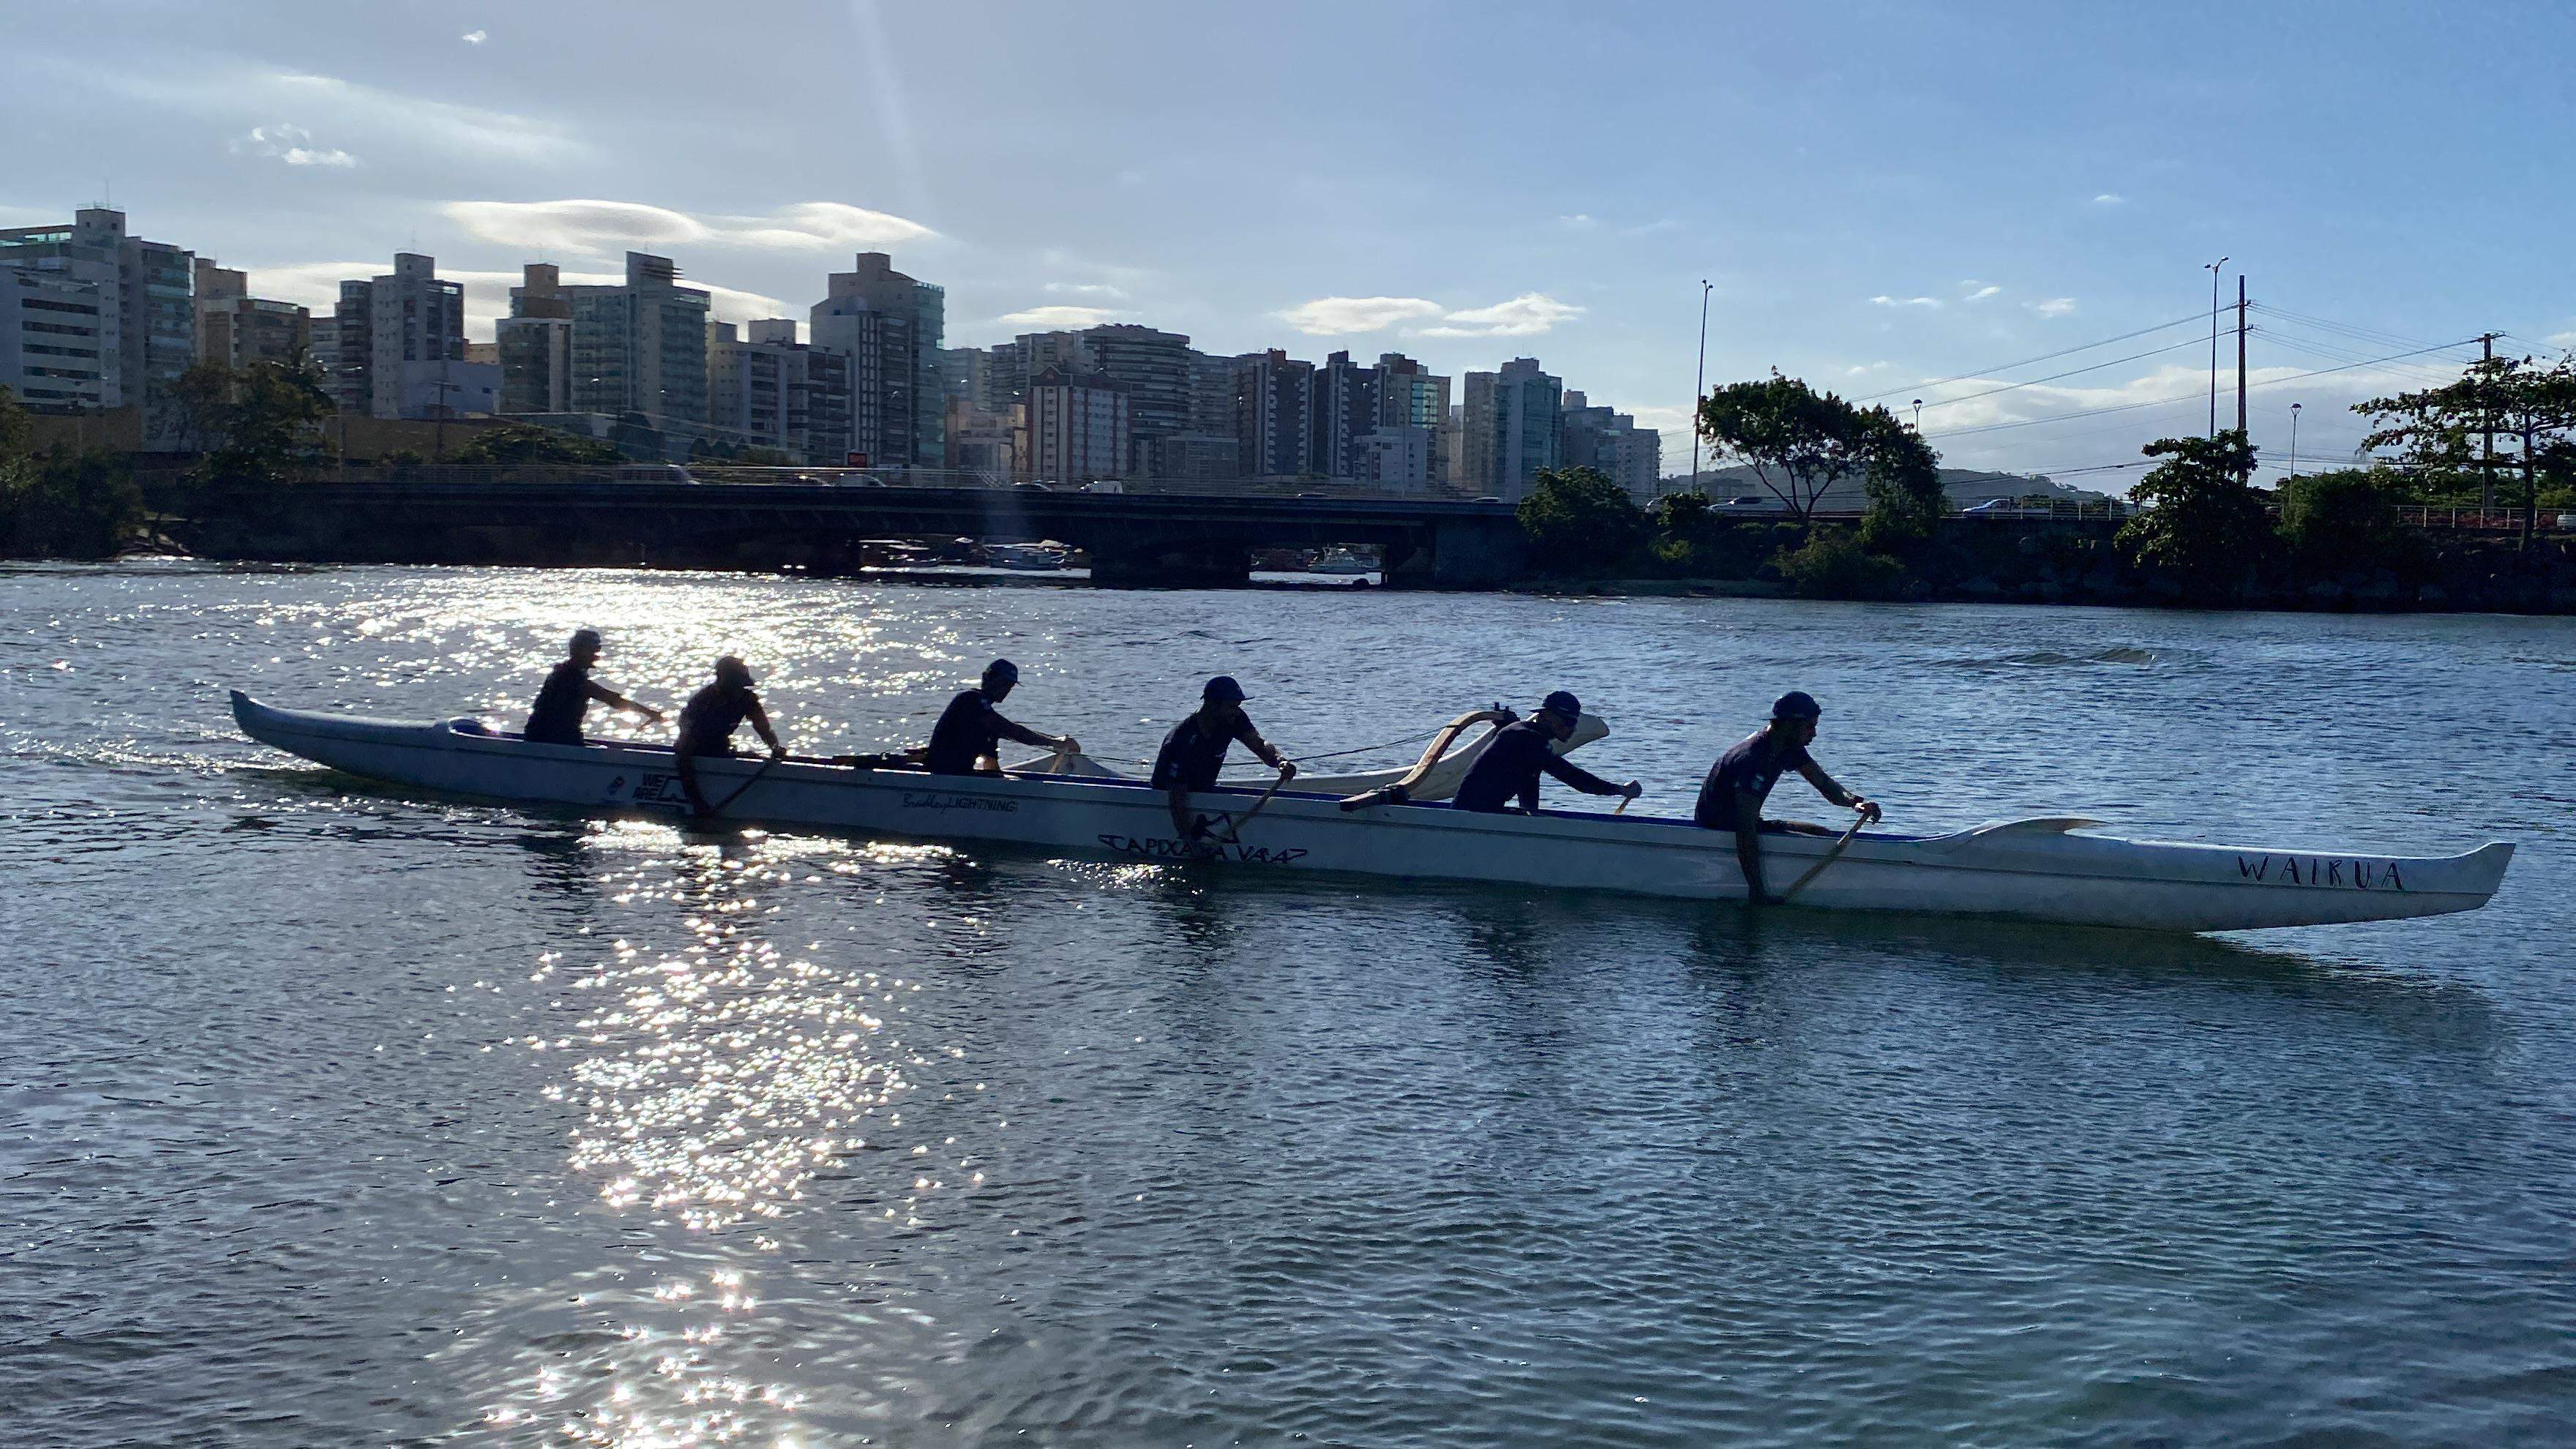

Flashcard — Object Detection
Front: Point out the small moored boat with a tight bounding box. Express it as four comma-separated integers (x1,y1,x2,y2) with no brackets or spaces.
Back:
230,692,2513,934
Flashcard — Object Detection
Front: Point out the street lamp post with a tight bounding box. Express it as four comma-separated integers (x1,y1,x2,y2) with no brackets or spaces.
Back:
2205,256,2229,437
1912,398,1922,432
2289,402,2302,479
1688,279,1712,493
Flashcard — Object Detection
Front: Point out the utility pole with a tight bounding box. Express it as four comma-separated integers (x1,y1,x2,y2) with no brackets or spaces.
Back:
1689,279,1711,492
2478,332,2498,514
2205,257,2228,437
2234,274,2247,441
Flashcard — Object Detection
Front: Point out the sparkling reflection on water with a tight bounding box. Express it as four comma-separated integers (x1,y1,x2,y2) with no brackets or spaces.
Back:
4,561,2575,1446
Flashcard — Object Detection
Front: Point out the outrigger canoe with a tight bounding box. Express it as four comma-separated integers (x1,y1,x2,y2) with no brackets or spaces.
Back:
231,692,2512,934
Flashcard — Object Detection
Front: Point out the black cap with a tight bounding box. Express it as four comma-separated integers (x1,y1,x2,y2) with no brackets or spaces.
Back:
569,628,602,652
716,655,755,686
1541,689,1582,720
1202,675,1246,704
984,658,1019,683
1771,690,1821,721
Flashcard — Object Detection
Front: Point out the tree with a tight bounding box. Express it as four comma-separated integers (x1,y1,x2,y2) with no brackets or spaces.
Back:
448,424,621,466
1697,371,1936,527
1649,488,1713,537
2357,353,2576,544
180,358,333,487
1515,465,1644,574
2115,430,2268,602
2276,467,2412,572
1857,412,1944,550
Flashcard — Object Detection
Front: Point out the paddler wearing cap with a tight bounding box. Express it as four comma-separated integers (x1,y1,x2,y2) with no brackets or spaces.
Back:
1693,690,1880,905
1150,675,1295,847
1450,690,1640,815
672,654,786,816
921,659,1079,776
523,628,664,746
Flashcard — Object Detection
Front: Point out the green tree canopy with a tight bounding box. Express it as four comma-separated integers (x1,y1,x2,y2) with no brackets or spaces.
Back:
448,424,621,466
182,358,333,487
2356,353,2576,536
1697,371,1939,526
2115,430,2268,601
2276,467,2411,570
1515,465,1644,574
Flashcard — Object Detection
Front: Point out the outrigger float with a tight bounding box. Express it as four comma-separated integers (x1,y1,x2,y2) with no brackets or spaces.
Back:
232,692,2512,934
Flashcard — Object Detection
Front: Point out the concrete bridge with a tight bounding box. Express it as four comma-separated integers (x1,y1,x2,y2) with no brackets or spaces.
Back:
162,475,1532,587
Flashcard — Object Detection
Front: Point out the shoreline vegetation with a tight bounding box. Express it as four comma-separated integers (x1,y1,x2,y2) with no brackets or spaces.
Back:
7,362,2575,614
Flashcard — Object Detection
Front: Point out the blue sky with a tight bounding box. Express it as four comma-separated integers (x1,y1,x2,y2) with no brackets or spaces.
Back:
5,0,2569,485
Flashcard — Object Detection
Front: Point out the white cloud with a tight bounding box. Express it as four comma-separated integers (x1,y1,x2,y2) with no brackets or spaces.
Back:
1559,213,1598,227
266,71,583,164
2548,330,2576,348
231,123,358,168
442,198,935,257
2092,192,2124,206
1963,284,2002,302
1044,281,1128,299
998,304,1123,329
1414,292,1584,338
1277,296,1446,336
1845,361,1892,376
461,29,487,44
1871,294,1942,309
2027,297,2078,318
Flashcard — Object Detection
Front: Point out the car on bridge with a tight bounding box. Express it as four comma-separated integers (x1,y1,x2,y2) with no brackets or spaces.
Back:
1711,495,1786,514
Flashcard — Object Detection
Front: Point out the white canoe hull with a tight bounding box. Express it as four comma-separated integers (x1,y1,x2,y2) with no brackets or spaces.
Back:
231,692,2512,934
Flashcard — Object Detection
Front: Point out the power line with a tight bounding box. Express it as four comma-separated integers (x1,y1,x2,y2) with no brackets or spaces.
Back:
1913,337,2209,413
1848,311,2207,403
1922,337,2482,441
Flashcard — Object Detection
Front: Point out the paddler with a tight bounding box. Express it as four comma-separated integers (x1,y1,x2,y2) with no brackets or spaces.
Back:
1693,690,1879,905
672,654,786,816
1450,690,1639,815
922,659,1079,775
523,628,664,746
1150,675,1295,846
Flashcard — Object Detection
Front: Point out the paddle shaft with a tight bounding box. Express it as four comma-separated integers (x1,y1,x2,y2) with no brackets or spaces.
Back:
1216,768,1293,845
1778,809,1871,903
701,752,783,818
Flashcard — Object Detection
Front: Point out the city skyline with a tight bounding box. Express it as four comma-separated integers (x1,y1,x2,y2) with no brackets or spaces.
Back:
7,1,2574,484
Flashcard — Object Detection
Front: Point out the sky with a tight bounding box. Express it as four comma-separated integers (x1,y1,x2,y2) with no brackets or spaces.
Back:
6,0,2572,488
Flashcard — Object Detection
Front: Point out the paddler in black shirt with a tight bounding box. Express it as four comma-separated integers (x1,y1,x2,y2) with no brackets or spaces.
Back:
523,628,664,746
1693,690,1879,905
672,655,785,816
1150,674,1295,845
1450,690,1639,815
921,659,1079,775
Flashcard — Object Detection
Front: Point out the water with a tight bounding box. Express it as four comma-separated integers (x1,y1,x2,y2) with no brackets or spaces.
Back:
5,561,2573,1446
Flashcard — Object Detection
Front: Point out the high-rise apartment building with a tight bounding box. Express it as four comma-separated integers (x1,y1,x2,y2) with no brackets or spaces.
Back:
0,265,110,411
1460,357,1562,501
1373,353,1451,485
496,263,574,416
1023,366,1128,481
1559,389,1663,499
0,207,194,419
564,252,710,427
1077,324,1191,477
709,318,853,464
809,252,943,469
1309,350,1379,479
332,253,469,420
192,261,310,370
1231,349,1314,478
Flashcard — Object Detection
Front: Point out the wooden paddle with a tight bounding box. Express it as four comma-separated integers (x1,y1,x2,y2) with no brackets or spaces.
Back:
1779,806,1873,903
699,751,785,820
1215,766,1295,846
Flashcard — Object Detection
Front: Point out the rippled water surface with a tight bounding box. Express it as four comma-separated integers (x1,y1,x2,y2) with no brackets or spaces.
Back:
6,561,2574,1446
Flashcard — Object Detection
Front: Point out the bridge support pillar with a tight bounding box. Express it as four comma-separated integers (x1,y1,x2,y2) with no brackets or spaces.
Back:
1383,516,1526,588
1088,537,1252,588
